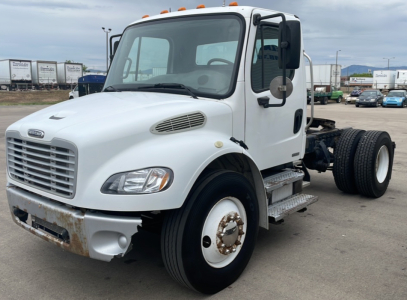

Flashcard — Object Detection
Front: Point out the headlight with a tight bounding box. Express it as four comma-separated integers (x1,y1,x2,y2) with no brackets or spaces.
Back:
356,98,360,102
101,167,173,194
370,99,375,102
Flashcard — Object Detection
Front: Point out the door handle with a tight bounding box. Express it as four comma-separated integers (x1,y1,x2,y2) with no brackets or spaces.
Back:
257,96,270,108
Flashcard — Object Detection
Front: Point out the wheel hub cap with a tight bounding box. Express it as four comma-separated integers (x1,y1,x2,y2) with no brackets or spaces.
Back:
216,212,244,255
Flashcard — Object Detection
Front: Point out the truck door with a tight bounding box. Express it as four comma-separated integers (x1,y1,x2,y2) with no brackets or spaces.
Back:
244,9,306,170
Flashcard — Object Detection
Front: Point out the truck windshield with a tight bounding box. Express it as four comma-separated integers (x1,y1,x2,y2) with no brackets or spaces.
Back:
104,14,244,99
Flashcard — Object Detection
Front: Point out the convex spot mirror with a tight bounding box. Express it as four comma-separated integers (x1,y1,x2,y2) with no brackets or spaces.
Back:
278,20,301,70
270,76,293,99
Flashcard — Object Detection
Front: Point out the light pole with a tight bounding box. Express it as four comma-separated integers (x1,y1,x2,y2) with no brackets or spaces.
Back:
383,57,395,70
335,50,341,89
102,27,112,72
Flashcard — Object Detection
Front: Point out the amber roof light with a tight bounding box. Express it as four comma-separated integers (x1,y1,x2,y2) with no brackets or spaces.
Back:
142,15,149,18
161,10,169,14
196,4,205,9
229,2,238,6
178,7,186,11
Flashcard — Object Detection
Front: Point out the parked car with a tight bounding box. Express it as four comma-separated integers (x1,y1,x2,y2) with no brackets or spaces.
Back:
355,90,384,107
69,85,78,99
350,86,363,97
382,90,407,108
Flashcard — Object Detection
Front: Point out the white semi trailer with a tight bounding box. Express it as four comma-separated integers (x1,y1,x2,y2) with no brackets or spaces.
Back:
31,61,58,88
305,64,341,89
6,5,395,294
57,62,83,89
0,59,32,90
395,70,407,89
373,70,397,90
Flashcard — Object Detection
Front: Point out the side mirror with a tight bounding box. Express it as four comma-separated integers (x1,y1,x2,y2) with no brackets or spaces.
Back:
278,20,301,70
113,41,120,56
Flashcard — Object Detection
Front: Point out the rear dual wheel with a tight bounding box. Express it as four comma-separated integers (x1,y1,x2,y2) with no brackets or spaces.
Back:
161,171,259,294
354,131,394,198
334,130,394,198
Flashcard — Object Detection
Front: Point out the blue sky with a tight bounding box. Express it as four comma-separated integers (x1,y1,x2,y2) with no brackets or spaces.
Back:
0,0,405,70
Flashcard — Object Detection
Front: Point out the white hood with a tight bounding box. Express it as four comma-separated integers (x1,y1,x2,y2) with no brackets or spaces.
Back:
7,91,232,144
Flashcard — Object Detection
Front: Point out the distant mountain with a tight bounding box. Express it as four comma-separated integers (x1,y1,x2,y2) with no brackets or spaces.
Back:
342,65,407,76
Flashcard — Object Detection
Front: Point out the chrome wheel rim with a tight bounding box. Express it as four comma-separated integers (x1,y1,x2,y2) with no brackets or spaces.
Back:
201,197,247,268
376,145,390,183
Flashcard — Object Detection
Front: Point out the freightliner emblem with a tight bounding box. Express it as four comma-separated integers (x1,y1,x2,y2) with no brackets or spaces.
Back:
28,129,45,138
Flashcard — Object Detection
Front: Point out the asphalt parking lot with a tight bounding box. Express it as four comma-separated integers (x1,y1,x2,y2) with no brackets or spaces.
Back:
0,103,406,300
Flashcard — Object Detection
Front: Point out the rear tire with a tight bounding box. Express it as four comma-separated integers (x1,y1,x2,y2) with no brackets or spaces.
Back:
354,131,394,198
321,97,328,105
355,104,359,107
161,171,259,294
333,129,366,194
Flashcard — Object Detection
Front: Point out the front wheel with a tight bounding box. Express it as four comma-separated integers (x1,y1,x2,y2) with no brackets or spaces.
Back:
336,96,343,103
161,171,259,294
402,101,406,108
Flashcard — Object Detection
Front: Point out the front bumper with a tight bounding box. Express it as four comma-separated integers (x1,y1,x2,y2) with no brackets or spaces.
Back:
7,185,142,262
383,102,401,107
357,101,378,106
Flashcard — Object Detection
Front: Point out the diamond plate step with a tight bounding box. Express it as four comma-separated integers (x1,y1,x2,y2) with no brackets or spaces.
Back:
268,193,318,222
263,170,304,193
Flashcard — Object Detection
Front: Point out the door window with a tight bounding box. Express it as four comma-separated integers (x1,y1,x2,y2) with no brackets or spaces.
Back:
251,25,294,93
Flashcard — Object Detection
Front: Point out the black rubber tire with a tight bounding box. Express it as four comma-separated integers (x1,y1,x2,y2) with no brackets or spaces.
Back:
69,96,74,99
321,96,328,105
355,104,359,107
354,131,394,198
161,171,259,294
333,129,366,194
401,101,406,108
336,96,343,103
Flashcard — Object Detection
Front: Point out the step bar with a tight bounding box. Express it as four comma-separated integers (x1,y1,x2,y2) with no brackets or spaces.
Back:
268,193,318,222
263,170,304,193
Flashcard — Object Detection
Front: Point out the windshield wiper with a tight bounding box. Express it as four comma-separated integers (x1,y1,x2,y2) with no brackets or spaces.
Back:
103,86,121,92
136,83,198,99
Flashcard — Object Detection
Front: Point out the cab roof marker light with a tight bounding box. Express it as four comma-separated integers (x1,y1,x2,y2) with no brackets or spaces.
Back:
178,7,186,11
229,2,238,6
142,15,149,18
161,10,169,14
196,4,205,9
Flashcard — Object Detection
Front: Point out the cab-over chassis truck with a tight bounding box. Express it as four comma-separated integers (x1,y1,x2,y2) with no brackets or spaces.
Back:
6,5,395,294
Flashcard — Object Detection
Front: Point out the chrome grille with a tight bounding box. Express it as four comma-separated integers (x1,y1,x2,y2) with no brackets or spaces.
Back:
7,135,77,199
152,112,206,134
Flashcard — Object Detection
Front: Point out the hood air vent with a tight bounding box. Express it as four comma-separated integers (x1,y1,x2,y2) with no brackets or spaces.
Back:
151,112,206,134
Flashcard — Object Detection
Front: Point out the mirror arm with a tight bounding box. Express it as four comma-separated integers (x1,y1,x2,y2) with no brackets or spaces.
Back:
253,13,288,106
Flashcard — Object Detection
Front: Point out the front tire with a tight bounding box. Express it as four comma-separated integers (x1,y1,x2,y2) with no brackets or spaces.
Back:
354,131,394,198
336,96,343,103
161,171,259,294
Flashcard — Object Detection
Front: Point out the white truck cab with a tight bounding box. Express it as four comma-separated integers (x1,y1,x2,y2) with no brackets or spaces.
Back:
6,5,395,294
68,85,78,99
